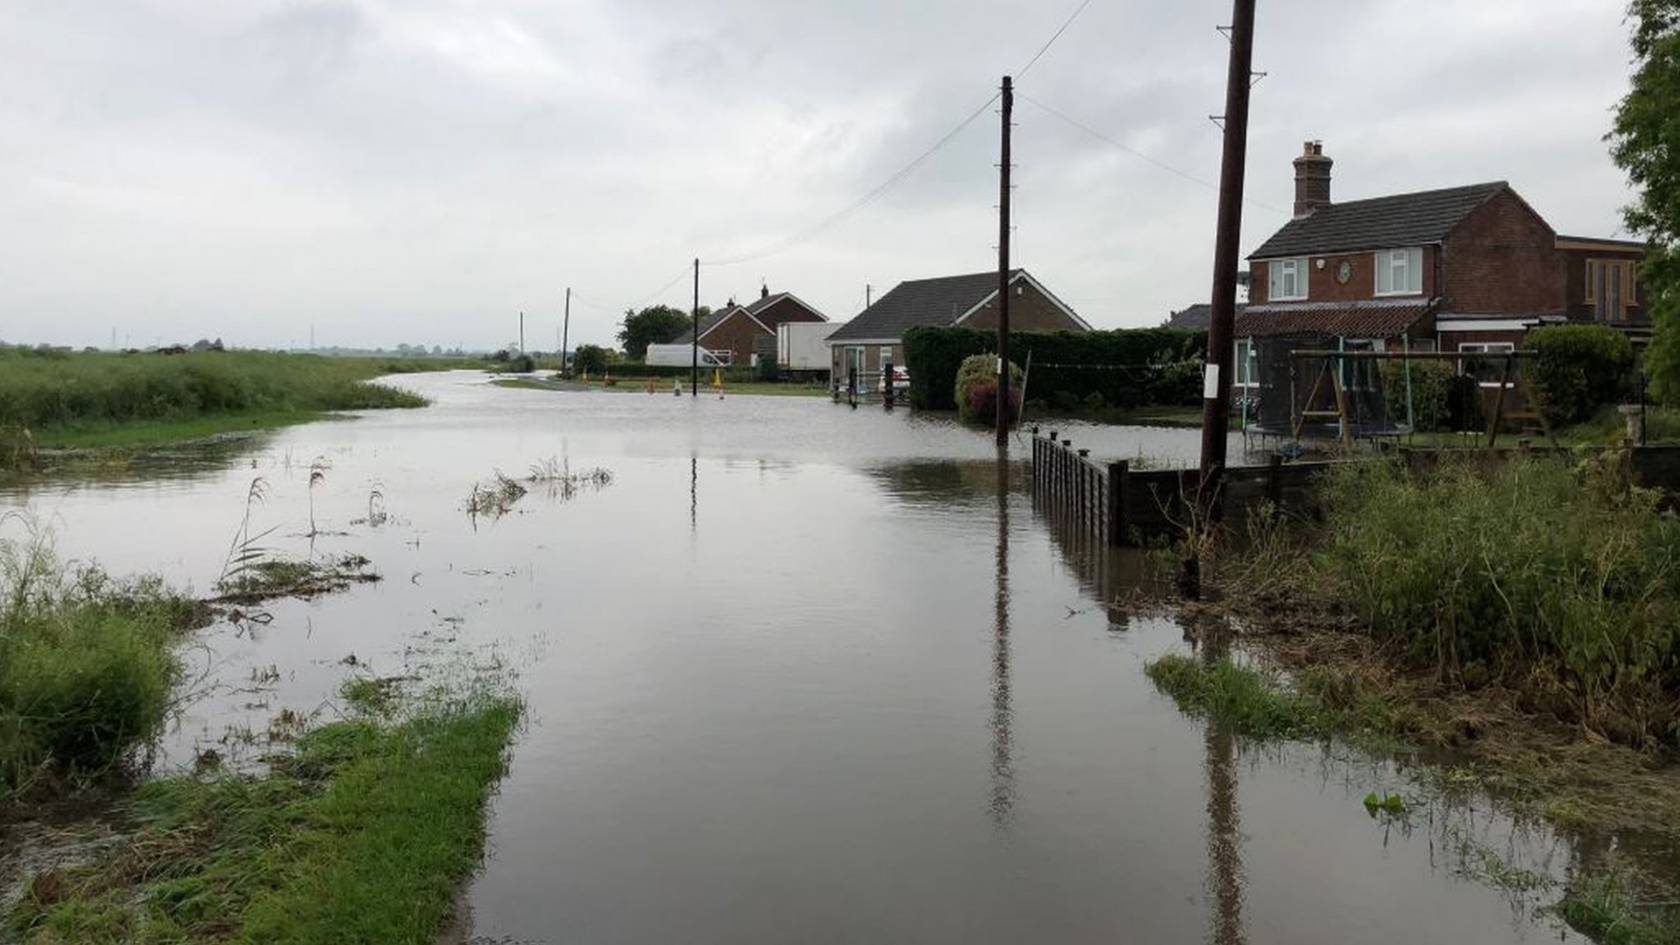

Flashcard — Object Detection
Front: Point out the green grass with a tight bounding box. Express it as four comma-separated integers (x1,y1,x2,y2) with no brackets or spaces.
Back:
0,350,438,464
26,409,341,450
1144,653,1411,746
1,536,205,803
8,694,523,945
1554,866,1680,945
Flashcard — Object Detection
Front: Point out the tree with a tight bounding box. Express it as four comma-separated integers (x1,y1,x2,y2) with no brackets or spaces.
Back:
1611,1,1680,397
573,344,611,375
617,305,703,361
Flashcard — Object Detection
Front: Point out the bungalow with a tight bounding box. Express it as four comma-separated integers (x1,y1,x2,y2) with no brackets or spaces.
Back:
671,285,828,367
825,269,1089,380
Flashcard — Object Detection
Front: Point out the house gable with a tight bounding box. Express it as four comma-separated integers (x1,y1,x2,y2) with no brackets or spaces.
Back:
1438,187,1563,317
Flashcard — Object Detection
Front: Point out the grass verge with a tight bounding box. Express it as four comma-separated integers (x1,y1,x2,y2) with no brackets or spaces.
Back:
1,350,439,467
1143,653,1412,749
7,693,523,945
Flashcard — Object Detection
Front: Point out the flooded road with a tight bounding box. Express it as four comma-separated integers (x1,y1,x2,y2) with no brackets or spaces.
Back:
1,373,1587,944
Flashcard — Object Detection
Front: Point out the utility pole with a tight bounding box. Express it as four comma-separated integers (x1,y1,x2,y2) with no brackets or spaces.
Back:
996,74,1014,448
691,258,700,398
519,311,525,354
1198,0,1258,521
866,284,872,309
561,288,571,377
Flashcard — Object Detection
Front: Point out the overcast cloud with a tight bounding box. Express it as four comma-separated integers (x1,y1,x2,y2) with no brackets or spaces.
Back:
0,1,1639,350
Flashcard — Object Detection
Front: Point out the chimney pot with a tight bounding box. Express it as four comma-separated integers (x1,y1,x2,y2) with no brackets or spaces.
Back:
760,283,769,299
1293,139,1333,218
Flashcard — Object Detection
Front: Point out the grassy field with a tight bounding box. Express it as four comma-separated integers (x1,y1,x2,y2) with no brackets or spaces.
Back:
7,694,523,945
0,350,454,462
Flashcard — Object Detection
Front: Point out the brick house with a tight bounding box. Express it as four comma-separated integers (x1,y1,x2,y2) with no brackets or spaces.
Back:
1230,141,1647,400
671,285,827,366
825,269,1089,380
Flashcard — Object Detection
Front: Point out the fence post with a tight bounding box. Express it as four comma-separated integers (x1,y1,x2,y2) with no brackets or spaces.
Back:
1108,461,1127,546
1077,449,1091,534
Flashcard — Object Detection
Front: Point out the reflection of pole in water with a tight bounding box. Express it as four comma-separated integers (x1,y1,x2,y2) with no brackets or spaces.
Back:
1201,632,1246,945
990,450,1016,826
690,455,698,535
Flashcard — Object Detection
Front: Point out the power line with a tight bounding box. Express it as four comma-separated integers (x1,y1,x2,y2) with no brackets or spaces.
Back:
705,92,1002,267
1018,0,1097,78
1018,93,1289,217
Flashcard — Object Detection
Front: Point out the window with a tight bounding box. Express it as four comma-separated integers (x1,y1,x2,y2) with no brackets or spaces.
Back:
1458,342,1515,388
1234,338,1259,389
1267,258,1308,301
1587,259,1636,322
1375,248,1423,296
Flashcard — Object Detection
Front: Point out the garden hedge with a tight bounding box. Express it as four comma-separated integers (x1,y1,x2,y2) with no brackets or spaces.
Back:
903,326,1206,411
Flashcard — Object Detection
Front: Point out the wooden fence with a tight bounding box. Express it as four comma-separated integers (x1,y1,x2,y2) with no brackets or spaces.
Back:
1032,428,1680,547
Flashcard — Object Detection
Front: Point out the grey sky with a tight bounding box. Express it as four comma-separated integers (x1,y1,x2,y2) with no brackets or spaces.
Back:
0,1,1637,350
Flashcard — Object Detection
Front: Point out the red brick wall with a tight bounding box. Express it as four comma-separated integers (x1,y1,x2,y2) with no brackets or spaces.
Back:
1251,248,1440,304
700,310,770,366
1440,190,1564,315
1559,245,1649,324
753,297,826,330
962,282,1084,332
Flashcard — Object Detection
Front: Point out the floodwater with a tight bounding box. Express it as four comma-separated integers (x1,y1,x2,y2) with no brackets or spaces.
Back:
1,373,1590,944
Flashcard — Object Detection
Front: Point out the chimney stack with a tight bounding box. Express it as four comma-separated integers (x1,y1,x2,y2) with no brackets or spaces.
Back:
760,282,769,300
1293,140,1332,218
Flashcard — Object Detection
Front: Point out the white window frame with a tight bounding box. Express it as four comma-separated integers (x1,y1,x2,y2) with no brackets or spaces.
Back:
1268,258,1308,301
1457,342,1515,389
1233,338,1259,389
1374,247,1424,297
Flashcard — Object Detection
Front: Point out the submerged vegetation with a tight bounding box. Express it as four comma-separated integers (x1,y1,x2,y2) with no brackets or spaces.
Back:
0,530,205,804
0,349,436,463
7,692,523,945
465,458,613,519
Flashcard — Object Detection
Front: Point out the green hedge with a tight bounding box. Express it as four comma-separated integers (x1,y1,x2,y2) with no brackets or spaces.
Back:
903,326,1206,411
1527,325,1634,424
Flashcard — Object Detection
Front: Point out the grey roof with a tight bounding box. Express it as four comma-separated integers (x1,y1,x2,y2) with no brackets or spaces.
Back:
1165,304,1212,331
1250,182,1508,259
827,270,1022,342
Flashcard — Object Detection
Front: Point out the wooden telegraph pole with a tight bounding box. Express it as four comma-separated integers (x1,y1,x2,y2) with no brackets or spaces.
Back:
691,258,700,397
996,75,1014,448
519,311,525,354
561,288,571,377
1198,0,1258,519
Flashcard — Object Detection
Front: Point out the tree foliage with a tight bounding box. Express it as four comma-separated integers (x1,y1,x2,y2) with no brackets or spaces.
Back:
1611,1,1680,397
616,305,698,361
572,344,611,375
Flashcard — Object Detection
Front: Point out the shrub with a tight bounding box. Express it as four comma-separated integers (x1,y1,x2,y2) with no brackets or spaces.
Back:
903,326,1205,411
1527,324,1635,424
955,355,1023,426
1380,360,1457,432
498,354,536,374
1,537,203,800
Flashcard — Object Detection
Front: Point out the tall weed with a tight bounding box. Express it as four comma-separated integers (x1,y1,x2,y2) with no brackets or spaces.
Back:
1313,456,1680,747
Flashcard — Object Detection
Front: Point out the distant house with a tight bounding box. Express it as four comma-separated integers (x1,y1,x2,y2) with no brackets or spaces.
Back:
825,269,1089,380
671,285,827,366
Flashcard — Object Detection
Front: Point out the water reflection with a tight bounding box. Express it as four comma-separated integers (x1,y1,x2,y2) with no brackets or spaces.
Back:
1198,626,1247,945
689,454,697,535
990,449,1015,827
